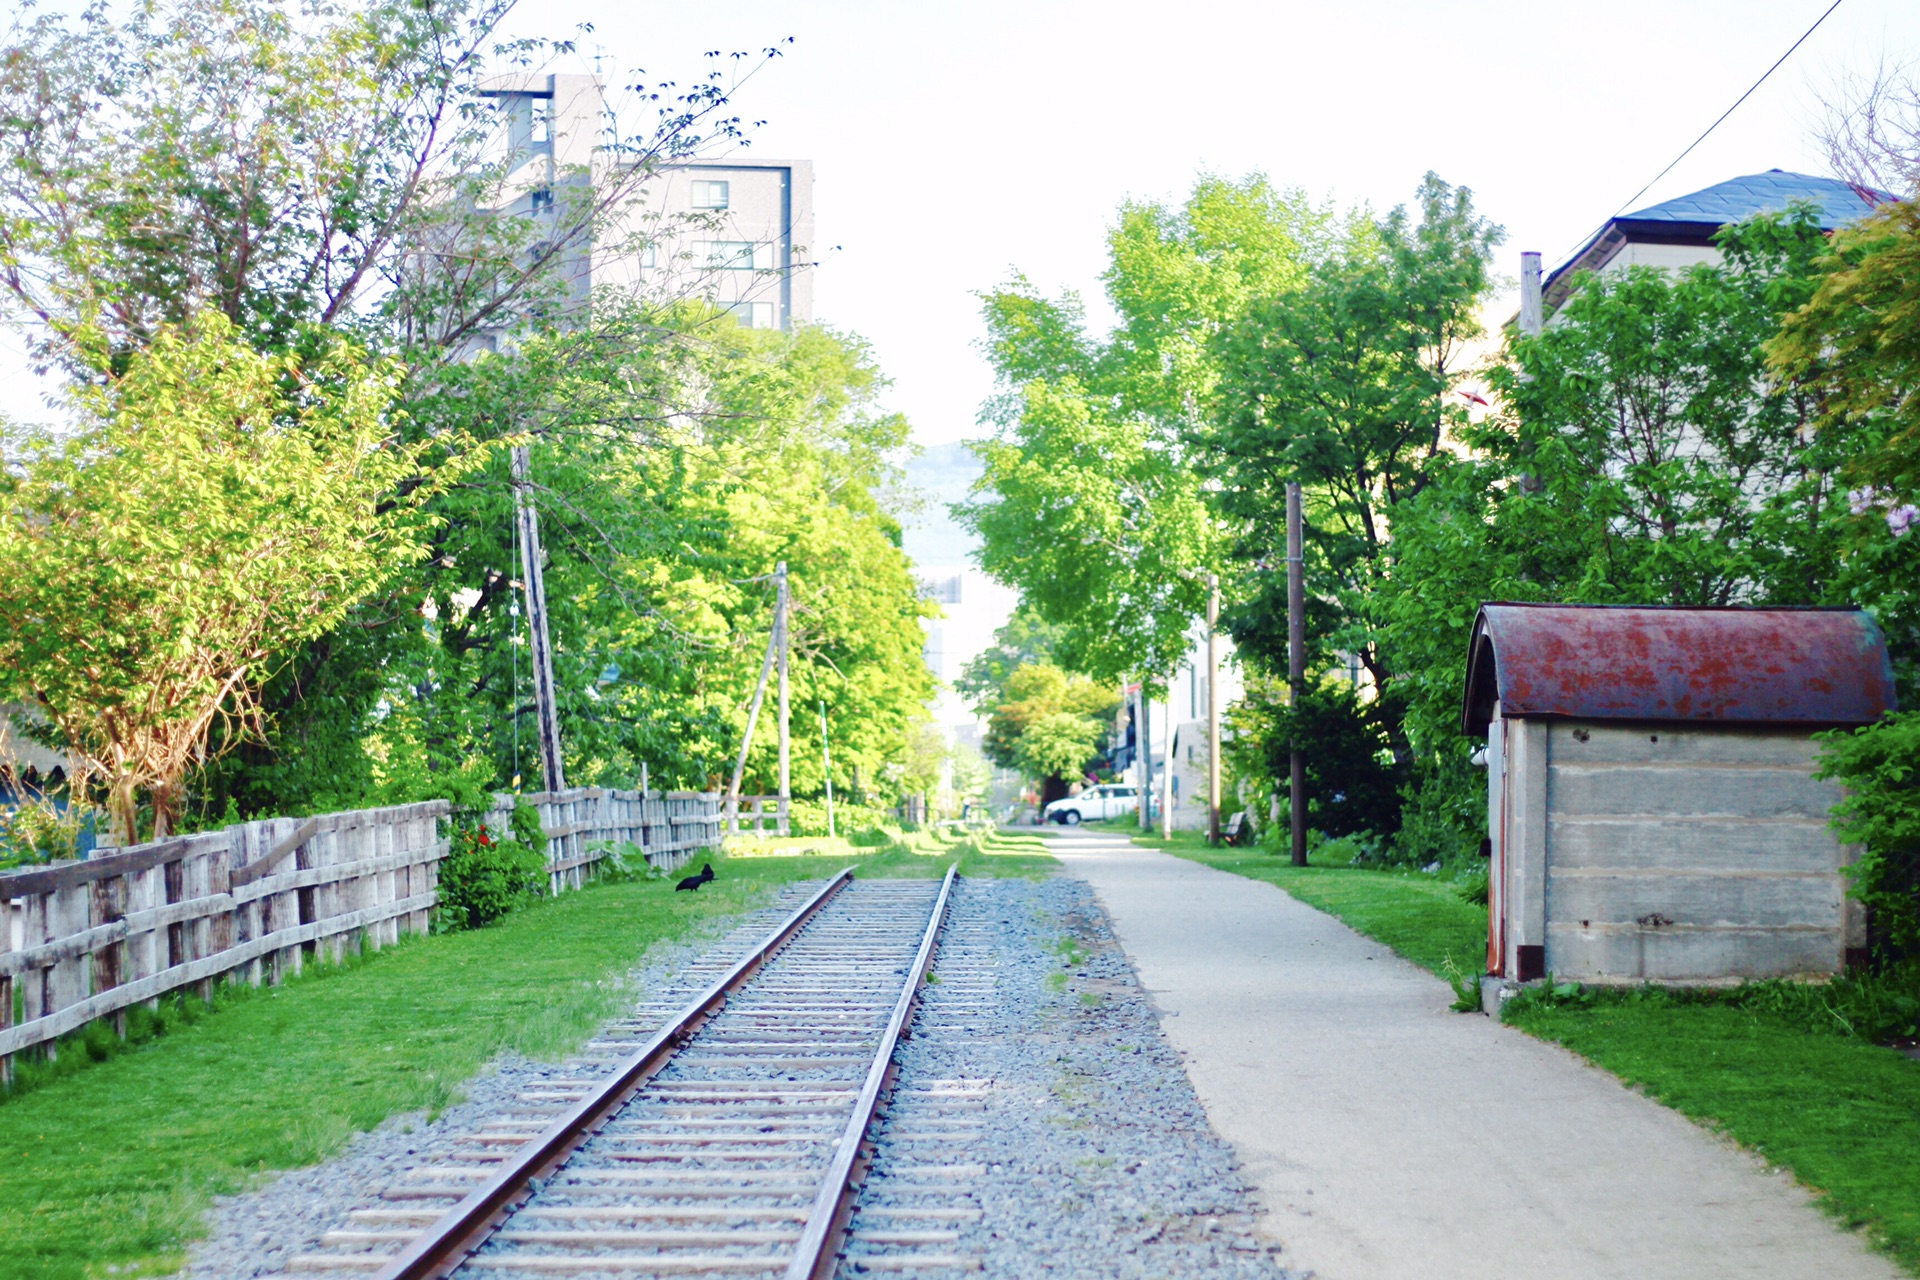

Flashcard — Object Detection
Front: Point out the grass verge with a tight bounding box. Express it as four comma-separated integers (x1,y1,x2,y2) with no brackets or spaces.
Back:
0,830,1050,1280
1503,986,1920,1271
1124,826,1920,1273
1125,827,1486,980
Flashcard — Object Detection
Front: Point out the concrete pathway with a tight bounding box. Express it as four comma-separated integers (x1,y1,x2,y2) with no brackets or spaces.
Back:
1044,826,1902,1280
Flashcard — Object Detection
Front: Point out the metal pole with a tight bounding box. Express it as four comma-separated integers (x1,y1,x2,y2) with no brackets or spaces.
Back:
1287,482,1307,866
775,562,790,836
819,700,835,840
1160,697,1175,841
512,444,566,793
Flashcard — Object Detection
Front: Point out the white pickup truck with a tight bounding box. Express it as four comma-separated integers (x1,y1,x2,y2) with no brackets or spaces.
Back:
1042,783,1140,825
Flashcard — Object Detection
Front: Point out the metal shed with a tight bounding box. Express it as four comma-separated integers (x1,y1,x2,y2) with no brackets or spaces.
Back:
1462,604,1895,986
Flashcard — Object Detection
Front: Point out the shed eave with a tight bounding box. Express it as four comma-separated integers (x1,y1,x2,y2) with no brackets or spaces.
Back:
1459,603,1896,737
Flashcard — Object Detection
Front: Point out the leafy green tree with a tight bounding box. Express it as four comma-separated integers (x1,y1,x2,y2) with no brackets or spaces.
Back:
1770,198,1920,962
961,177,1331,689
981,663,1116,800
1204,174,1501,704
204,307,936,815
0,314,442,841
1380,209,1842,857
0,0,759,373
0,0,858,826
1816,715,1920,963
953,607,1063,714
1227,675,1406,840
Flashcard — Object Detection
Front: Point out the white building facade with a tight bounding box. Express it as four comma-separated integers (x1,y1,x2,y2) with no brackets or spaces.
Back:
478,73,813,331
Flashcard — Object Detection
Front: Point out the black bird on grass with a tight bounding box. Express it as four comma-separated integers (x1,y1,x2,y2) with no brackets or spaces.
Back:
676,862,716,892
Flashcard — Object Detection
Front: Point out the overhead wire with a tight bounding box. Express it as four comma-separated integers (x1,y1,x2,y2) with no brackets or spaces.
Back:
1551,0,1847,269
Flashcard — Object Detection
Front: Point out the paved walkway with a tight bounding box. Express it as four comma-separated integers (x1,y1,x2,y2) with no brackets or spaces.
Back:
1044,827,1901,1280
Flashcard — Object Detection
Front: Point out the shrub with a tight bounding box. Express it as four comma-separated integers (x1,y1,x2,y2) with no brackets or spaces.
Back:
437,803,547,930
1238,678,1409,841
1455,867,1490,905
785,799,892,839
1503,967,1920,1046
0,793,96,867
1817,714,1920,965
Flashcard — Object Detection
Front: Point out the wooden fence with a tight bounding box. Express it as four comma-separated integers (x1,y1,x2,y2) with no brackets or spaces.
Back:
484,788,724,892
0,787,726,1082
0,800,446,1084
725,794,790,838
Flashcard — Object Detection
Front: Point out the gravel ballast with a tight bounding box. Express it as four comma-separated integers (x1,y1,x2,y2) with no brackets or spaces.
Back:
841,873,1302,1278
176,870,1304,1278
176,883,822,1280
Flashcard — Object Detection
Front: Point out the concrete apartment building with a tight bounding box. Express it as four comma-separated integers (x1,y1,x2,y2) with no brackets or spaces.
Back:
478,72,813,330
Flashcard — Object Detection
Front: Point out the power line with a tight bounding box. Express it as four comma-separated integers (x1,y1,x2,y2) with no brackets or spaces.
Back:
1554,0,1846,267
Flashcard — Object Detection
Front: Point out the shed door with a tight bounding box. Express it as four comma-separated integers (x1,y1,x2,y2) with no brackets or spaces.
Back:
1487,712,1508,977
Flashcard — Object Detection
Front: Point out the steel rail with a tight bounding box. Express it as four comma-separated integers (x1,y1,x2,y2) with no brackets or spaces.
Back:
371,868,855,1280
785,863,958,1280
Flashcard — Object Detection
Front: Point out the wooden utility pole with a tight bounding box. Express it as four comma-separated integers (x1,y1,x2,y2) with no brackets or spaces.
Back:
512,445,566,794
774,562,790,835
1207,574,1222,846
727,568,784,830
1287,482,1307,866
819,700,836,839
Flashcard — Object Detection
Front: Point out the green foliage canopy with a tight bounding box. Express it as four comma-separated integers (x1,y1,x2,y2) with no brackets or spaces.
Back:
1205,174,1502,697
0,314,442,840
209,307,937,817
1378,210,1845,858
961,177,1333,687
980,663,1116,787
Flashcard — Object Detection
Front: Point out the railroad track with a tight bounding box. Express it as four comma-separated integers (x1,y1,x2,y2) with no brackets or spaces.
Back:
278,867,975,1278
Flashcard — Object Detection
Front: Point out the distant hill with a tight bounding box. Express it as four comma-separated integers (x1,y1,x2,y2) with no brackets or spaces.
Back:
898,441,984,571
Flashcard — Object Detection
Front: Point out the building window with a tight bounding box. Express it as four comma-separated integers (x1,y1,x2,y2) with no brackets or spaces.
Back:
701,240,772,271
530,98,551,145
531,187,552,214
691,179,730,209
918,574,963,604
638,243,657,269
726,301,777,329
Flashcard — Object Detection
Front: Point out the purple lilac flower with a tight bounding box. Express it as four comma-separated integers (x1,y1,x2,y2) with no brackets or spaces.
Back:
1887,504,1919,537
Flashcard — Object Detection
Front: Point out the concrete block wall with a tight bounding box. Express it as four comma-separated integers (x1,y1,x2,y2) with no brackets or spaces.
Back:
1537,722,1861,983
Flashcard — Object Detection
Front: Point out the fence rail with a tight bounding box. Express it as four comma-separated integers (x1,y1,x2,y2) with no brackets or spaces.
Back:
0,800,446,1083
488,788,724,893
724,794,790,838
0,786,726,1081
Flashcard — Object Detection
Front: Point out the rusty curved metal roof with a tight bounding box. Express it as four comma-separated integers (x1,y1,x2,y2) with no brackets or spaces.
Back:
1462,604,1896,736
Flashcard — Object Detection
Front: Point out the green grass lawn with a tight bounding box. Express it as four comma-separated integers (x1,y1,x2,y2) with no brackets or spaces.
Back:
1124,827,1487,981
1127,826,1920,1272
1504,990,1920,1271
0,831,1050,1280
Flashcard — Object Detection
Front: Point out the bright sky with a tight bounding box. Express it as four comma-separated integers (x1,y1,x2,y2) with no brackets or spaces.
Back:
5,0,1918,448
499,0,1920,448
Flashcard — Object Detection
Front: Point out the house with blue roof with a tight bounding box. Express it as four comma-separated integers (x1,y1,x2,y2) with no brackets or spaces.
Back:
1542,169,1892,316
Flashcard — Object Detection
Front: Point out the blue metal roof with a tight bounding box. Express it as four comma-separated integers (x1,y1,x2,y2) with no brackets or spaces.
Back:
1619,169,1892,230
1541,170,1898,312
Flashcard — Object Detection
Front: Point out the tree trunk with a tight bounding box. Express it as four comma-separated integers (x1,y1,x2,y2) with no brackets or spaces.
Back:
149,777,183,840
107,772,140,847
